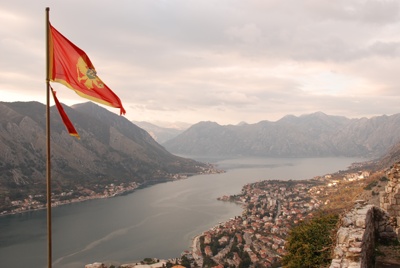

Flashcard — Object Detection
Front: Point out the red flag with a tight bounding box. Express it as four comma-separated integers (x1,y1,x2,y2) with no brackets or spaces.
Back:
50,86,80,139
48,22,126,115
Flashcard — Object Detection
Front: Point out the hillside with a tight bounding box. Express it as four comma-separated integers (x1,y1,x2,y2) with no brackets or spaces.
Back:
163,112,400,158
0,101,208,205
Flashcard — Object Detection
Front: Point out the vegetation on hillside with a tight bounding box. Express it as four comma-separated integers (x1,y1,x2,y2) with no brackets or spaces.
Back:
319,171,385,214
281,169,390,267
281,213,339,268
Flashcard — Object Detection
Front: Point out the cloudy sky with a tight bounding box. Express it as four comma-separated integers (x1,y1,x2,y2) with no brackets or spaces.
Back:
1,0,400,125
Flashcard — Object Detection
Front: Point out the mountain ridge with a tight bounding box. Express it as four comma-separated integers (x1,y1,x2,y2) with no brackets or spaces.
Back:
0,101,208,206
163,112,400,158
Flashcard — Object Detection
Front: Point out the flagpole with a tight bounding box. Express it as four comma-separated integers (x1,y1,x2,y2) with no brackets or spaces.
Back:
45,7,52,268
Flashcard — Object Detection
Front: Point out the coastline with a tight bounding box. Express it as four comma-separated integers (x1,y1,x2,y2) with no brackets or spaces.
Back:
190,234,202,260
1,166,224,218
0,185,140,217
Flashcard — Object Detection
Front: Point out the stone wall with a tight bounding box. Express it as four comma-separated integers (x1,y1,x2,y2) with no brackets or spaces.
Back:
380,163,400,236
330,163,400,268
330,201,395,268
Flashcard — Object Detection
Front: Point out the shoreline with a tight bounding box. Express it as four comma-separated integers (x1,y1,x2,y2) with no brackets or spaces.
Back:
0,168,224,217
0,183,141,217
190,234,202,259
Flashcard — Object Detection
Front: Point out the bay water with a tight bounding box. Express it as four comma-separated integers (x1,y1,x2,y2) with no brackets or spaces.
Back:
0,157,363,267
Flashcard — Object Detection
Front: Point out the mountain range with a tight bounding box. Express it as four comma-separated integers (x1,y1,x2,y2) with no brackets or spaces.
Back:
163,112,400,159
133,121,187,144
0,101,207,202
4,101,400,207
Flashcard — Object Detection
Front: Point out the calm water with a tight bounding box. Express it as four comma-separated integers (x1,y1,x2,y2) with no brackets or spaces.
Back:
0,157,363,267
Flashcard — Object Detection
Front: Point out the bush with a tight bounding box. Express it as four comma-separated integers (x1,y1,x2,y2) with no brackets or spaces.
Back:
364,180,378,190
143,258,155,264
281,213,339,268
380,176,389,182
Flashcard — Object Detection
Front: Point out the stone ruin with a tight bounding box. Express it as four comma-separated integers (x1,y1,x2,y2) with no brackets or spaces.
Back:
380,163,400,233
330,163,400,268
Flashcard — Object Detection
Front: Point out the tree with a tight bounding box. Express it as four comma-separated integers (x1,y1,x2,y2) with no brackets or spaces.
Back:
181,255,191,268
211,243,218,255
230,241,239,253
143,258,154,264
281,213,338,268
239,251,251,268
203,256,216,267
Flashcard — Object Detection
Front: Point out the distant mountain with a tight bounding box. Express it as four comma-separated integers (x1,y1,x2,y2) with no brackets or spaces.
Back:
0,101,207,202
133,121,188,143
163,112,400,158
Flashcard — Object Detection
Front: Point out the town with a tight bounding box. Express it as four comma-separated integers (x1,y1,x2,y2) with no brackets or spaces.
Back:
179,169,371,268
87,178,328,268
187,179,322,267
84,168,373,268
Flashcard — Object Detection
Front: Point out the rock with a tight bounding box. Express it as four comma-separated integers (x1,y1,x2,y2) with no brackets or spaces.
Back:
355,217,366,228
354,200,366,206
334,247,344,258
342,217,353,227
348,247,362,253
348,262,361,268
330,259,341,268
337,228,350,244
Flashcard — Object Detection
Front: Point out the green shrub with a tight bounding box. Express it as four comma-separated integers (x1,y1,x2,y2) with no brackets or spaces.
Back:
281,213,339,268
380,176,389,182
143,258,155,264
364,180,378,190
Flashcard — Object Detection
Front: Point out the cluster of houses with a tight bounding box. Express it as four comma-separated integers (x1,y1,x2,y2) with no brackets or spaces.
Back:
1,164,222,216
322,170,370,187
189,179,323,267
0,182,140,215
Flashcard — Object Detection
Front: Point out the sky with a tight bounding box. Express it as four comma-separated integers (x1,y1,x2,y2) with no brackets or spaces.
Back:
1,0,400,126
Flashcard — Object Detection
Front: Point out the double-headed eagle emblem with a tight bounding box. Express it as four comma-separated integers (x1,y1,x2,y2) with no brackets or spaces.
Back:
76,57,104,89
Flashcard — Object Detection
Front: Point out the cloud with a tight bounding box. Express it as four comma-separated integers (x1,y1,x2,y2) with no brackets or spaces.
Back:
226,23,263,44
1,0,400,125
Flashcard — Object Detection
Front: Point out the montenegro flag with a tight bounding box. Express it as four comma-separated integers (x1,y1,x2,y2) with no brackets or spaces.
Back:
48,23,126,115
